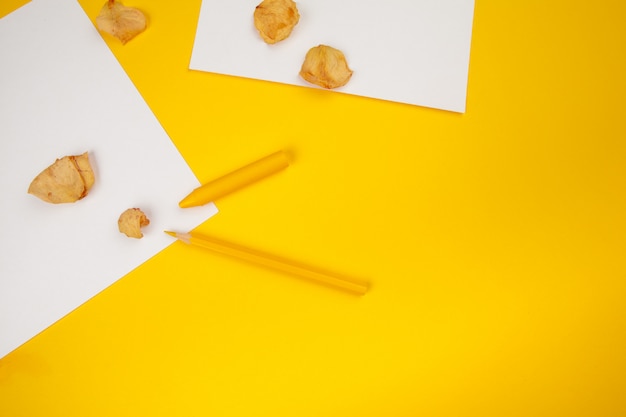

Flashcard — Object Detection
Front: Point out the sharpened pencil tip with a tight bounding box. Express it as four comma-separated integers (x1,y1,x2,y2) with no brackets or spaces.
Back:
178,197,195,208
164,230,192,244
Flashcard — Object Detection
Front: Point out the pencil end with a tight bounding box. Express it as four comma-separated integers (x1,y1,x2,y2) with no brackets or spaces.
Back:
178,195,196,208
164,230,177,238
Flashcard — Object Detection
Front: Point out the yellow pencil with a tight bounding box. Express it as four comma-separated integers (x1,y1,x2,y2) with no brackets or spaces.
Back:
179,150,290,208
165,231,370,295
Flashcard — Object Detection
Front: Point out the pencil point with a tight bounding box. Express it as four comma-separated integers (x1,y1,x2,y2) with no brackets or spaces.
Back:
178,196,194,208
164,230,177,238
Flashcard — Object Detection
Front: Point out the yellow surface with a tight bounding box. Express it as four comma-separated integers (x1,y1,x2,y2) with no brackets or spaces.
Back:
165,231,369,295
2,0,626,415
0,0,29,18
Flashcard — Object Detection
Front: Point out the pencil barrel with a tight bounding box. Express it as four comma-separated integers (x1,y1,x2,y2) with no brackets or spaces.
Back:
190,234,369,295
179,150,290,208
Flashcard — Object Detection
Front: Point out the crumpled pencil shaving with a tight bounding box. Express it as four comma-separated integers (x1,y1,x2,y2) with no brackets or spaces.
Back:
299,45,353,89
254,0,300,44
28,152,95,204
96,0,147,45
118,208,150,239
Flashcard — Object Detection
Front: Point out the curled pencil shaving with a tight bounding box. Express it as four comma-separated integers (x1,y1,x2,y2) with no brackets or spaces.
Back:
254,0,300,44
118,208,150,239
96,0,147,44
28,152,95,204
299,45,353,89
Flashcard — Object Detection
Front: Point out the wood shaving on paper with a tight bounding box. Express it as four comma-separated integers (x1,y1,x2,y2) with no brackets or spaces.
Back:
28,152,95,204
118,208,150,239
299,44,353,89
254,0,300,44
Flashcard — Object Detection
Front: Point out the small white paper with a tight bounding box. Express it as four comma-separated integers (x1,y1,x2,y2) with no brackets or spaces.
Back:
0,0,218,358
190,0,475,112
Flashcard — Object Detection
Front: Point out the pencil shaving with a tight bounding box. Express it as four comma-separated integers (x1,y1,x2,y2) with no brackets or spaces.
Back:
118,208,150,239
299,45,353,89
254,0,300,44
28,152,95,204
96,0,147,45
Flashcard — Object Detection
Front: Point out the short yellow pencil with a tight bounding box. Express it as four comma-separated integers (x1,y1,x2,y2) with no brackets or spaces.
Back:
165,231,369,295
179,150,290,208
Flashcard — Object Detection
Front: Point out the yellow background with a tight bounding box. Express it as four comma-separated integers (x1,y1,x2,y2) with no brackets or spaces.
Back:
2,0,626,415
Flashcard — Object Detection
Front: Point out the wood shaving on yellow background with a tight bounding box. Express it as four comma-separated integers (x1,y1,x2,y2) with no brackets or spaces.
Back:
96,0,147,44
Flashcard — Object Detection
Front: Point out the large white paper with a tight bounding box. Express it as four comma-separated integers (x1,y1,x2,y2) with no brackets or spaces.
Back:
0,0,218,358
190,0,475,112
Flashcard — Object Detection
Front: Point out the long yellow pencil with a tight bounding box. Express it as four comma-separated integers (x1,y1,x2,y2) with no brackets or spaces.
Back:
165,231,370,295
179,150,290,208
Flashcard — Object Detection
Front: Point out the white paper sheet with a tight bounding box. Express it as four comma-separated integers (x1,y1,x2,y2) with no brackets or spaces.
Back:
190,0,475,112
0,0,218,358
